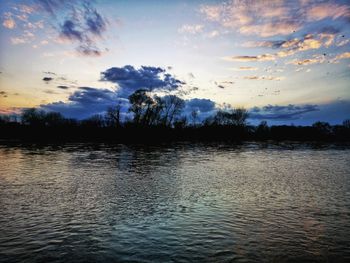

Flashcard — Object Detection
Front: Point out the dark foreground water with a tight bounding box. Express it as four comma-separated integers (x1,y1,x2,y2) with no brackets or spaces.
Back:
0,142,350,263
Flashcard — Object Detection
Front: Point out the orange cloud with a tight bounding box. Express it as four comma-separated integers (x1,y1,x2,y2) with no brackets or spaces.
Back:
3,18,16,29
288,55,326,66
335,52,350,60
232,66,258,71
225,54,275,62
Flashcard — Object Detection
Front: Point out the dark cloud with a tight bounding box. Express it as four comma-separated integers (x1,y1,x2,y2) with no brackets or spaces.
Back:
43,77,53,82
60,20,83,41
317,26,341,34
41,84,214,121
41,87,129,119
249,100,350,125
84,4,107,36
0,91,8,97
218,85,225,89
43,71,56,75
183,98,216,121
100,65,185,98
249,104,319,120
36,0,109,56
57,85,69,89
299,100,350,125
76,44,104,56
185,98,215,113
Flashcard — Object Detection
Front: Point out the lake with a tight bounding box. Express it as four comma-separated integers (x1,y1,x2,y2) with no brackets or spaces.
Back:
0,142,350,262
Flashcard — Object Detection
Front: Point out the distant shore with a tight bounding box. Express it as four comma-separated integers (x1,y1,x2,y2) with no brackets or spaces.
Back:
0,124,349,143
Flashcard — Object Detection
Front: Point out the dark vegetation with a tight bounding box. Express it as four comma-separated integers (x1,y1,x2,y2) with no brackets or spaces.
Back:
0,90,349,142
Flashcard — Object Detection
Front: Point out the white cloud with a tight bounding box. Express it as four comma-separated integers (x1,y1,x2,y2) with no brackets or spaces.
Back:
178,24,204,34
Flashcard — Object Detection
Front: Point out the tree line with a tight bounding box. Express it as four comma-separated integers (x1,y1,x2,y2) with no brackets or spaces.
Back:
0,89,349,142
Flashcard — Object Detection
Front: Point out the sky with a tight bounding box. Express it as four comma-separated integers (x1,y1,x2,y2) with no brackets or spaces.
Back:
0,0,349,125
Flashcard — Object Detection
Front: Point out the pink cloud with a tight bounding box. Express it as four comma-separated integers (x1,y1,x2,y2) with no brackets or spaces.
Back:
307,3,350,21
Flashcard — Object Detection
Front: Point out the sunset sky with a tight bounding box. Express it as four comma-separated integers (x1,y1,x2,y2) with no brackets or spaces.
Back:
0,0,349,125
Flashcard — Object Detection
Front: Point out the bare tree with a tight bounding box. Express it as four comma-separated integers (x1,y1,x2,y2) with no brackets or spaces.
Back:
231,108,249,126
161,95,185,127
106,103,121,127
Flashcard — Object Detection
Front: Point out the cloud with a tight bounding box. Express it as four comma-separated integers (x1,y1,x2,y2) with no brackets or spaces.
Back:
35,0,109,56
84,4,107,36
232,66,258,71
249,104,319,120
36,0,71,15
200,0,303,37
100,65,185,98
43,71,56,75
16,4,35,14
41,87,129,119
60,20,83,41
57,2,108,55
76,45,106,57
178,24,204,34
244,33,337,60
43,77,54,82
225,54,275,62
207,30,220,38
239,22,301,38
183,98,216,120
0,91,8,98
307,2,350,21
57,85,69,90
337,39,350,47
249,100,350,125
11,37,27,45
200,0,350,38
3,17,16,29
242,40,285,48
334,52,350,60
243,76,284,81
40,86,217,122
288,54,326,66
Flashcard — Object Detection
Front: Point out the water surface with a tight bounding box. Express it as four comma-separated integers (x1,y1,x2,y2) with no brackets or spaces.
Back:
0,142,350,262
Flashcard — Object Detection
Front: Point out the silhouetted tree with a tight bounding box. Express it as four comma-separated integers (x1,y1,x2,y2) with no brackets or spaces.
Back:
231,108,249,126
128,89,154,125
256,121,269,139
21,108,46,126
161,95,185,127
0,115,10,124
105,104,121,127
213,110,232,125
145,96,164,126
343,119,350,129
82,114,105,128
211,108,248,127
44,112,65,127
313,121,332,134
174,116,187,129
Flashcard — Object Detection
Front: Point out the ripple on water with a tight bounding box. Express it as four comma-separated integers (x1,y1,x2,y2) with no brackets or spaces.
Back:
0,142,350,262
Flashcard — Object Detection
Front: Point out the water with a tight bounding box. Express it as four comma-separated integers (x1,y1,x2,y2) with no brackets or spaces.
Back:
0,142,349,262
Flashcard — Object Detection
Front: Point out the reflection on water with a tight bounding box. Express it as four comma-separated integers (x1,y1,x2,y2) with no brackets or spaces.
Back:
0,142,350,262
